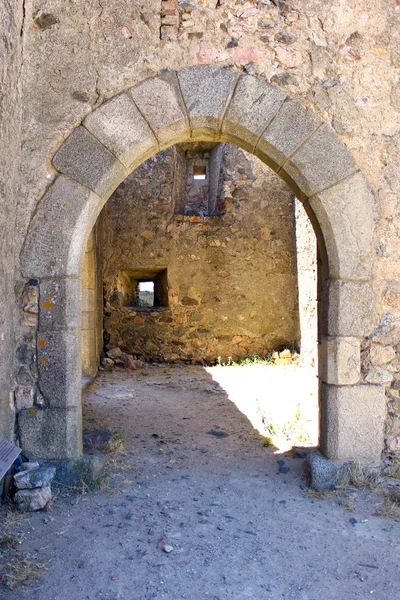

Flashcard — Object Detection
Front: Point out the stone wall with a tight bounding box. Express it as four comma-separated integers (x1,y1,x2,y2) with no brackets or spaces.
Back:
0,1,23,442
102,144,300,362
2,0,399,460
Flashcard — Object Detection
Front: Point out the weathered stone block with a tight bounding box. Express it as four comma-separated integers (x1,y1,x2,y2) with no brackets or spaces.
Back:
82,248,96,289
177,66,236,139
323,280,376,337
39,278,81,329
14,466,56,489
320,336,360,385
308,453,352,491
37,328,81,408
222,75,286,154
255,99,321,171
14,485,52,511
130,71,190,149
320,383,385,464
281,123,357,199
21,176,102,278
81,311,96,330
308,172,377,280
81,287,95,313
18,407,82,460
53,126,127,197
84,93,158,169
38,451,105,489
370,345,396,365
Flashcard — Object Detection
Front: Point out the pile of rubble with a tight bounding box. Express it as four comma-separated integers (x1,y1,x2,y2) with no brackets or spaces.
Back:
101,347,144,371
13,462,56,511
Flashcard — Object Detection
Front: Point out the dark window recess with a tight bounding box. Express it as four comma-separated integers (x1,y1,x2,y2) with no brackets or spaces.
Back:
172,142,225,217
110,268,168,309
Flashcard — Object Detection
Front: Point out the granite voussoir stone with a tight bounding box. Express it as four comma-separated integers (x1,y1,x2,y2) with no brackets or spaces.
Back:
84,93,158,169
130,71,191,148
256,99,322,171
21,176,102,278
222,75,287,154
177,66,236,138
53,126,127,197
281,123,357,199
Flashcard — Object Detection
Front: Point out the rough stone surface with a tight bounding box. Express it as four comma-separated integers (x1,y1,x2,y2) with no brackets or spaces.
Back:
282,124,357,199
324,280,376,338
130,71,190,148
3,0,400,462
37,328,81,408
53,127,127,198
308,171,377,280
222,75,287,152
18,408,82,460
84,93,158,169
177,66,235,138
21,176,102,278
320,383,386,464
14,386,35,412
0,0,23,446
102,145,300,362
14,466,56,489
320,336,360,386
39,278,81,330
38,452,105,489
308,453,351,491
256,99,321,171
14,485,52,512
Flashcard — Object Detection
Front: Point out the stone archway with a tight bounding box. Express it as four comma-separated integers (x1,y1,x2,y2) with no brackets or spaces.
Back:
20,66,385,465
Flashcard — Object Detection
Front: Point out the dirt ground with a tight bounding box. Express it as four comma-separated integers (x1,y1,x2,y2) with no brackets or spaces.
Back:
1,363,400,600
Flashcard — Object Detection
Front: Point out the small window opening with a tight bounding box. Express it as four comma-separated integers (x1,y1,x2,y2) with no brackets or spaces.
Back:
138,281,154,307
112,268,168,309
193,165,207,180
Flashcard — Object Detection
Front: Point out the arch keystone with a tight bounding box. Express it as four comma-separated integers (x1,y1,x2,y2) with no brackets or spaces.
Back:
84,93,158,170
177,65,236,139
130,71,191,149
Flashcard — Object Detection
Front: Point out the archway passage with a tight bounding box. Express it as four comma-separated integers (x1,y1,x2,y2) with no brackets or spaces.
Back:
20,66,385,464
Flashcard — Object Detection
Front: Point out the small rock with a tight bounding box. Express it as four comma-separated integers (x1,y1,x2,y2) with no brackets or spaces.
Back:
364,366,393,384
14,485,52,511
162,544,174,553
14,467,56,490
271,73,299,87
106,347,123,359
121,353,137,370
279,349,292,359
101,357,114,367
19,461,40,472
308,453,351,491
349,517,358,525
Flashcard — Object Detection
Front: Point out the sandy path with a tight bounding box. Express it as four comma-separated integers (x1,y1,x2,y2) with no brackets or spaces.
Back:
2,364,399,600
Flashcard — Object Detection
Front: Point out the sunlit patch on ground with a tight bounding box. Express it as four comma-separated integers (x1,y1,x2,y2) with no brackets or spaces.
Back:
206,361,318,452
